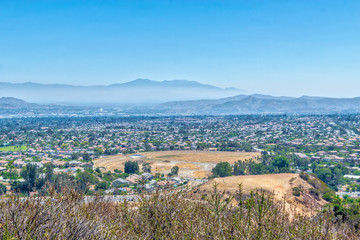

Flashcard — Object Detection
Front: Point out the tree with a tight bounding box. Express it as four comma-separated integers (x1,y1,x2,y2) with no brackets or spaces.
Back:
142,162,151,173
76,170,99,191
21,164,40,191
171,166,179,176
233,161,246,175
51,173,78,193
249,163,267,175
315,168,333,184
71,152,80,160
44,163,54,182
82,152,91,161
95,181,108,191
271,156,289,173
0,169,19,180
211,162,232,178
94,147,103,157
0,183,6,195
124,161,139,174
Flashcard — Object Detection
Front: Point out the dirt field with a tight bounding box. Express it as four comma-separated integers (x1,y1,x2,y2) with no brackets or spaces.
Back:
198,173,297,200
93,151,260,178
193,174,328,216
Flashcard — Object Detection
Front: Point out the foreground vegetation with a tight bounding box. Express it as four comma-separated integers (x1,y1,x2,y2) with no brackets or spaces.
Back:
0,185,359,239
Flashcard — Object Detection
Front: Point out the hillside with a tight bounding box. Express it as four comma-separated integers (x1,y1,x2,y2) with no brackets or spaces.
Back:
190,173,328,215
0,97,37,109
0,97,101,116
158,94,360,114
0,79,243,104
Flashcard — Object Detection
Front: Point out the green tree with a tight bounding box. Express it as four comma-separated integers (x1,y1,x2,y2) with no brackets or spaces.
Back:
76,170,99,191
211,162,232,178
233,161,246,175
271,156,289,172
142,162,151,173
0,183,6,195
171,166,179,176
44,163,54,182
21,164,39,190
82,152,91,161
249,163,267,175
94,147,104,157
315,168,333,184
0,169,19,180
95,181,108,191
71,152,80,160
124,161,139,174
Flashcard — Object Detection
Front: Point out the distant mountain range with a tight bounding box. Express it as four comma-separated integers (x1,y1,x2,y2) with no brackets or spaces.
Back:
156,94,360,114
0,79,244,104
2,82,360,115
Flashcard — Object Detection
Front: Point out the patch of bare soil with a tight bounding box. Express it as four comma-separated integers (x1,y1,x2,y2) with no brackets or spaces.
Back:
190,173,328,216
94,151,260,178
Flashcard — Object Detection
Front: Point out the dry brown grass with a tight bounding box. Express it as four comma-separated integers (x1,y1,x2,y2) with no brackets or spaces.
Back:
94,151,259,178
141,150,260,164
192,173,328,216
199,174,296,199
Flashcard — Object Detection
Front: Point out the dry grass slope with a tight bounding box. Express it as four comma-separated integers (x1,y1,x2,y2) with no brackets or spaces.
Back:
192,173,328,216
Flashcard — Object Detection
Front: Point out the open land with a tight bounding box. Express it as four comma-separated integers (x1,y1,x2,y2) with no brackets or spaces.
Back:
193,173,328,215
94,150,260,178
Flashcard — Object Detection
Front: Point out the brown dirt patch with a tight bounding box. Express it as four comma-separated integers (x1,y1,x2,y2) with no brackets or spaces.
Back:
192,174,328,216
94,151,260,178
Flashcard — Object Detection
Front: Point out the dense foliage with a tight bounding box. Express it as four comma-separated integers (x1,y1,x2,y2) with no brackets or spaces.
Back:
211,162,232,177
213,156,291,178
124,161,139,174
0,183,6,195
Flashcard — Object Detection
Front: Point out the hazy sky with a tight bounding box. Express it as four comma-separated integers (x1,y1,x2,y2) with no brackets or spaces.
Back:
1,0,360,97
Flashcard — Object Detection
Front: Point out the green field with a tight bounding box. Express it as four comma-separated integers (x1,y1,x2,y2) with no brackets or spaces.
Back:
0,146,28,152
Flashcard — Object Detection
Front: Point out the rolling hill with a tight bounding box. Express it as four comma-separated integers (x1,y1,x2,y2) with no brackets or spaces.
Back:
0,79,244,104
0,97,37,109
190,173,328,215
158,94,360,114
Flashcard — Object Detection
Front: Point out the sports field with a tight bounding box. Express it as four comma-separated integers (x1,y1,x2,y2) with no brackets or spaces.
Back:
0,146,27,152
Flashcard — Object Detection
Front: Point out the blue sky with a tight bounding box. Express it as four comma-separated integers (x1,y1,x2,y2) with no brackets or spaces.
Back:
0,0,360,97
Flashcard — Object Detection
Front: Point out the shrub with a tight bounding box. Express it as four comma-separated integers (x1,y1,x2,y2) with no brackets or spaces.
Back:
307,177,328,194
171,166,179,176
299,172,309,181
290,177,297,183
292,187,301,197
309,188,320,198
322,191,335,202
